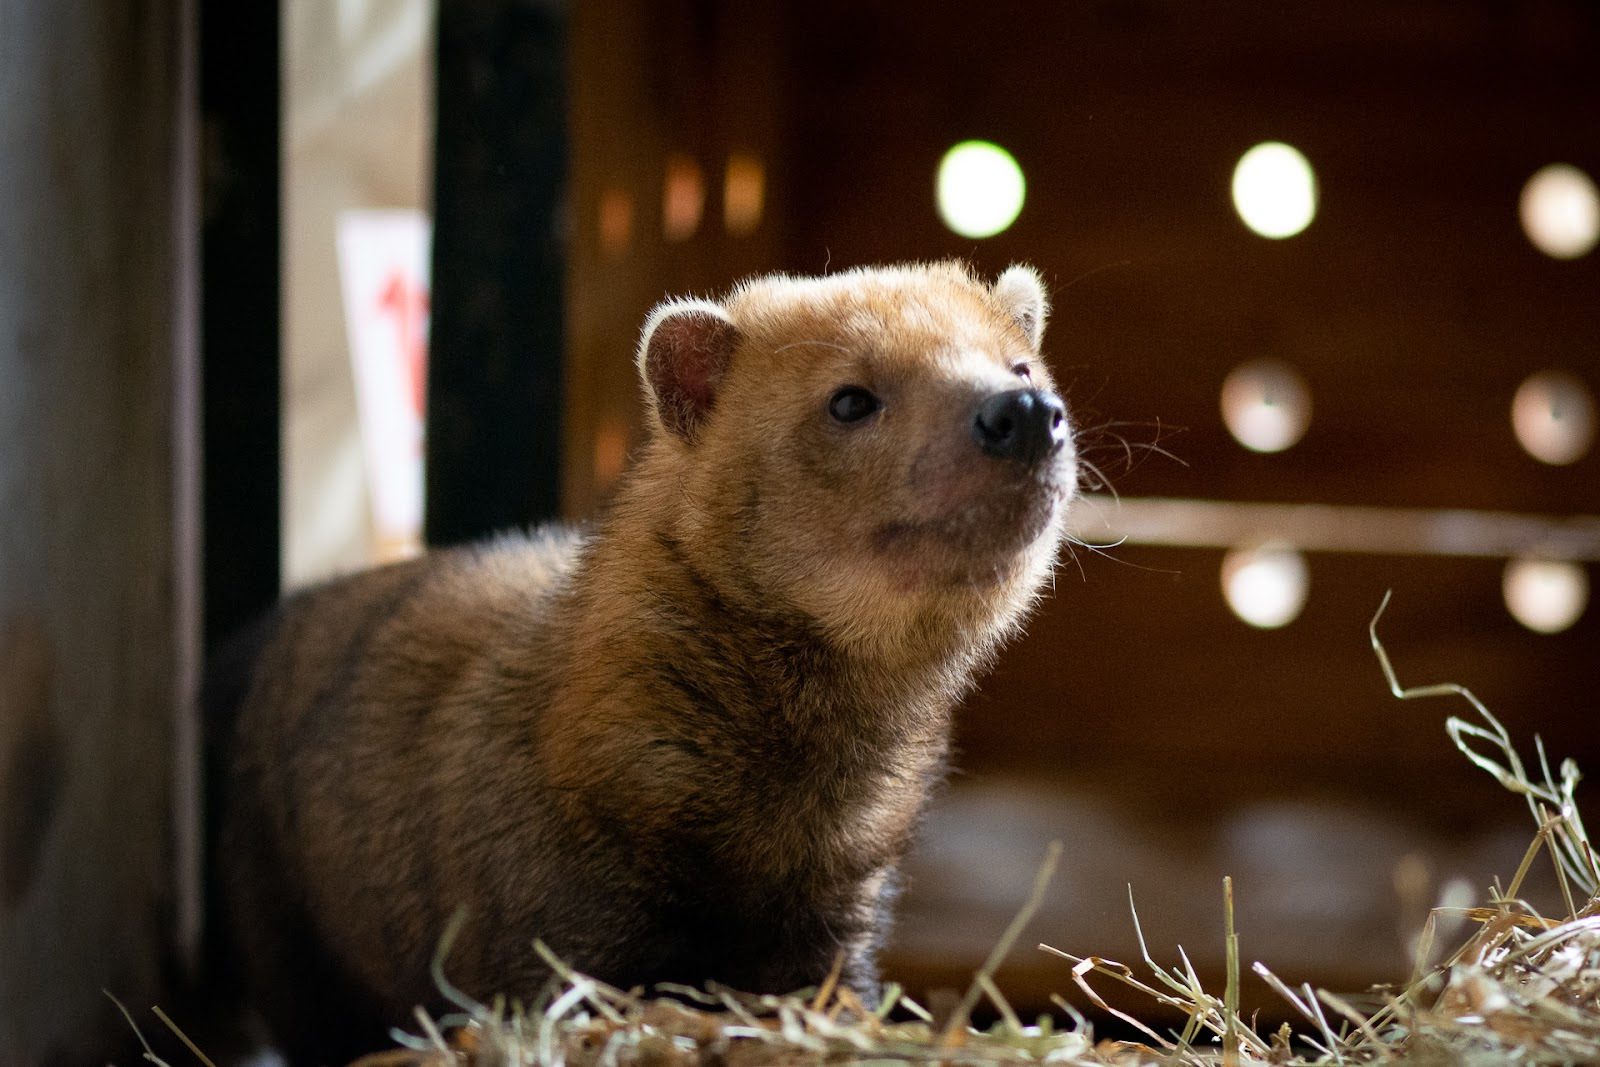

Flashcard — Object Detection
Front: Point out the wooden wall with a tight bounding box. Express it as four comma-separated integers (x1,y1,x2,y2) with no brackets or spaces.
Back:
0,4,195,1062
568,0,1600,1012
770,0,1599,833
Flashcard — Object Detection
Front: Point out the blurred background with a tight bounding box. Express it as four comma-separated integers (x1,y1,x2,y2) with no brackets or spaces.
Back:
2,1,1598,1061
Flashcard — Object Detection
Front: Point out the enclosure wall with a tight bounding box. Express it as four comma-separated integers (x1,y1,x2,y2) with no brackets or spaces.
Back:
0,4,192,1061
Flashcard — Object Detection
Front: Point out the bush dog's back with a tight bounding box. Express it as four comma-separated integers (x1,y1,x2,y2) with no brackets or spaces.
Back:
213,262,1079,1062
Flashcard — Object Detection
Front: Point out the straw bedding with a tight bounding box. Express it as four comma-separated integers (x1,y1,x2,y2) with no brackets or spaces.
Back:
125,596,1599,1065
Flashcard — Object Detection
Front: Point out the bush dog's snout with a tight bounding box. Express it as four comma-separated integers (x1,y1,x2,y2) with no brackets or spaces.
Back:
972,387,1069,466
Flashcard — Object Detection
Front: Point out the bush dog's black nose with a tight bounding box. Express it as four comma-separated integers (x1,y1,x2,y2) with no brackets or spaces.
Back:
973,388,1068,466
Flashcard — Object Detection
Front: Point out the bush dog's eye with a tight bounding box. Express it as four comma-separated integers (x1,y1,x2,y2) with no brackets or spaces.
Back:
828,386,881,424
1012,362,1033,381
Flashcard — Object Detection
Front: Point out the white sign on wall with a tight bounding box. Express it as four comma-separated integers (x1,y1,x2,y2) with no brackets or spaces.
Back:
336,209,431,560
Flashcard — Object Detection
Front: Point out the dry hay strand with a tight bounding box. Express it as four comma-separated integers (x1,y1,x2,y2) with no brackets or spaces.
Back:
1039,592,1600,1066
358,841,1136,1066
273,592,1600,1065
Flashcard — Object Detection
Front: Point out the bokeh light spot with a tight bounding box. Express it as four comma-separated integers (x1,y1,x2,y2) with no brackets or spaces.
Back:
662,154,705,242
1520,163,1599,259
1221,543,1309,629
1512,369,1595,465
1221,360,1313,453
1232,142,1318,239
936,141,1026,239
598,187,633,257
1503,558,1589,634
723,152,765,236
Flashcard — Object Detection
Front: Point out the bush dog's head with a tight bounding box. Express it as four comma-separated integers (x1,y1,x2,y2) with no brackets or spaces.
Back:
632,262,1077,667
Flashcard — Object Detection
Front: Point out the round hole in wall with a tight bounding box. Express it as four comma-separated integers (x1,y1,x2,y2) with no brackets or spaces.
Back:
1512,369,1595,466
936,141,1026,239
1519,163,1599,260
1503,557,1588,634
1221,543,1309,629
1221,359,1312,453
1231,142,1318,239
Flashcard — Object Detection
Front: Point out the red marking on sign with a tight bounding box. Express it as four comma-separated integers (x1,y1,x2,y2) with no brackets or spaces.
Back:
377,270,430,418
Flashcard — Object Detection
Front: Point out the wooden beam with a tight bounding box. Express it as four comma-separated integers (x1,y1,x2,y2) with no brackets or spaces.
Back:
0,3,196,1059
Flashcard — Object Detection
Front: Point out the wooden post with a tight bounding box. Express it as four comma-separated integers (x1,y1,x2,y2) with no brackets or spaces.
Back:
426,0,568,545
0,3,197,1062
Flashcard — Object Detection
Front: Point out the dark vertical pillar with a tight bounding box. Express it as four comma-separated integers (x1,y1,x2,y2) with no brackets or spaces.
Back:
201,2,281,647
427,0,568,545
0,3,192,1060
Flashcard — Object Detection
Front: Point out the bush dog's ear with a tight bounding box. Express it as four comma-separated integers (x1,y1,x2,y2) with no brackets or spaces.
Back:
991,265,1049,351
637,299,741,441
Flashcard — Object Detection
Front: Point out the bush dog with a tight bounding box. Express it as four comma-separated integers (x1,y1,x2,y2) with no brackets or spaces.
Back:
209,262,1078,1062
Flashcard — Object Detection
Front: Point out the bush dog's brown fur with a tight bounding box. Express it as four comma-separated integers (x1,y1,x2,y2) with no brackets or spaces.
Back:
210,262,1078,1063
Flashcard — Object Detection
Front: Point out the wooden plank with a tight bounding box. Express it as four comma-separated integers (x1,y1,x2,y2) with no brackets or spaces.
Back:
0,4,192,1060
1069,495,1600,561
961,547,1596,784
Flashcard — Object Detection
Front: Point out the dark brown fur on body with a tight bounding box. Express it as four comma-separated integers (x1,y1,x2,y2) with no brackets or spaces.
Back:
212,262,1078,1063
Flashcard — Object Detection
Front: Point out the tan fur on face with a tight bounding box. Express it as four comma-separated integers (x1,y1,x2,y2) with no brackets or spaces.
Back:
639,261,1075,667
